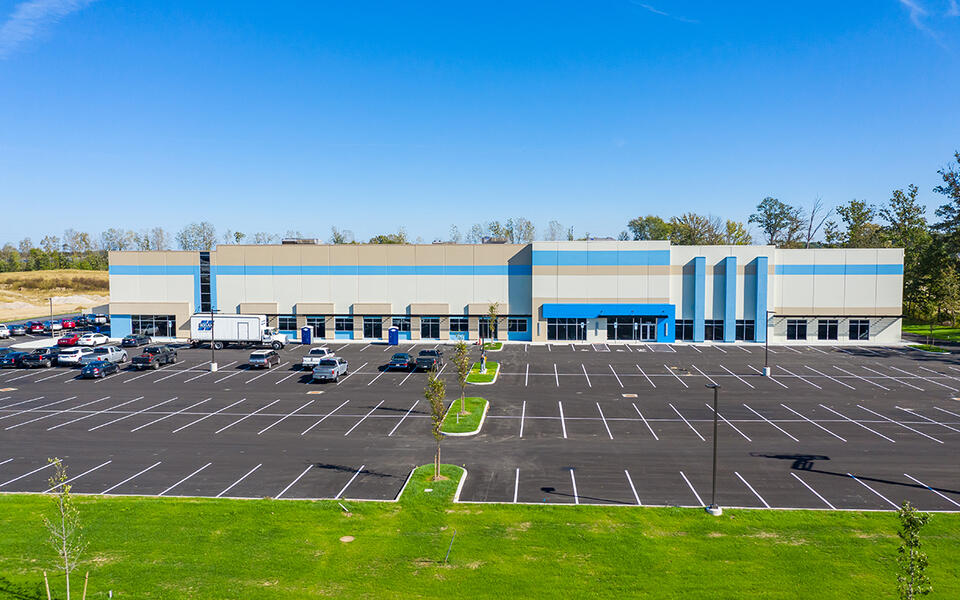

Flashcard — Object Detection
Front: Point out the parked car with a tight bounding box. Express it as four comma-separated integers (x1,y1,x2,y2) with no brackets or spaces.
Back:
388,352,416,370
77,333,109,346
9,324,26,336
0,324,8,339
248,349,281,369
43,320,63,333
57,333,81,346
0,348,14,358
300,346,335,368
60,318,76,329
57,346,96,366
22,348,62,368
27,321,45,334
0,352,30,368
131,345,177,370
121,334,151,348
78,345,127,366
93,314,108,324
311,357,349,382
74,315,91,328
416,349,444,371
80,359,119,379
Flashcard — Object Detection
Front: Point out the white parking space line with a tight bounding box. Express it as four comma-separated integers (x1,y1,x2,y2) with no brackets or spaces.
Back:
245,362,289,384
277,465,313,498
624,470,641,505
791,472,835,509
665,364,688,388
743,403,799,441
833,366,889,391
553,363,559,387
848,473,898,509
0,396,75,422
806,346,828,354
184,361,237,383
632,404,659,440
747,365,788,388
895,366,959,392
0,462,55,488
214,368,248,384
101,462,162,494
359,344,371,352
569,468,579,505
596,403,614,439
524,363,529,387
172,399,246,433
0,396,46,410
216,464,262,498
274,369,303,385
38,396,138,431
44,460,113,493
367,369,387,386
805,366,855,390
669,403,704,441
704,403,751,441
902,473,960,508
558,401,567,439
896,406,960,433
679,471,704,506
819,404,896,443
780,403,847,442
131,398,210,432
154,363,206,383
690,345,702,353
302,400,350,435
934,406,960,420
398,369,416,387
859,366,922,391
581,364,592,388
783,346,801,354
735,472,770,508
736,346,751,353
336,362,367,386
258,399,314,435
513,468,520,503
776,366,819,389
343,400,385,436
856,405,943,444
519,401,526,438
335,464,365,499
34,370,71,383
121,368,163,384
159,463,212,496
608,365,623,388
712,345,727,354
634,365,655,388
0,458,12,467
5,396,111,430
388,400,418,437
720,365,754,389
211,399,279,434
87,397,178,431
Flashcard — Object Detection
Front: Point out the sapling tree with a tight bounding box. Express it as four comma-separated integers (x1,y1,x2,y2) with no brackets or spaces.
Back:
486,301,499,345
42,458,87,600
897,501,932,599
425,367,447,480
452,339,470,421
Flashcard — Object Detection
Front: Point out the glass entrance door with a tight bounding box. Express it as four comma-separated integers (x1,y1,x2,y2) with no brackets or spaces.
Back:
639,319,657,341
606,316,658,341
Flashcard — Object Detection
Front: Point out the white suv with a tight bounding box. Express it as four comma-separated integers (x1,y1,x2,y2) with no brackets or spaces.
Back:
0,325,9,339
58,346,96,366
78,333,109,346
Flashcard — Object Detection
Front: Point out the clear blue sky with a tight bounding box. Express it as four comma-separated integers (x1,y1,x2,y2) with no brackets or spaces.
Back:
1,0,958,245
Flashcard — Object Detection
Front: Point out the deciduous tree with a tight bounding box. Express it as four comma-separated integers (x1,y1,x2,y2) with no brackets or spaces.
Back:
452,340,470,420
425,368,447,480
627,215,672,241
42,458,87,600
896,501,932,599
668,213,724,245
175,222,217,251
748,197,804,247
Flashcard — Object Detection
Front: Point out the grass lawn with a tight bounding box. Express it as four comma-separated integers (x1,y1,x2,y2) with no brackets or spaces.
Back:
909,344,950,353
1,466,959,599
482,341,502,351
903,322,960,343
441,396,488,434
466,360,499,384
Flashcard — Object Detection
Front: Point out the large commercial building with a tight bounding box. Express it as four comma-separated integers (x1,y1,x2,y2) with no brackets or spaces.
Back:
107,241,904,344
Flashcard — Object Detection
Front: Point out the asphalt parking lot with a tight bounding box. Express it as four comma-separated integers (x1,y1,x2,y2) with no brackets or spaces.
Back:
1,338,959,511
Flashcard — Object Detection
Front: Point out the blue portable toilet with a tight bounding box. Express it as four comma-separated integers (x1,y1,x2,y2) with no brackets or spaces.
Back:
388,326,399,346
300,326,312,345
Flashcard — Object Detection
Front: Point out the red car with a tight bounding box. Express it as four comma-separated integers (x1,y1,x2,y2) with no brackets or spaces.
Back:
57,333,80,346
27,321,45,334
60,318,76,329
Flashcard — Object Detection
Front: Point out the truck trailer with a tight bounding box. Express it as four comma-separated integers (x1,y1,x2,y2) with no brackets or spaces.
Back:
189,314,288,350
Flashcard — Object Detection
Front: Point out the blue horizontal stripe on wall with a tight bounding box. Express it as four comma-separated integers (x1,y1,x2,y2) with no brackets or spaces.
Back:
109,265,198,276
531,250,670,266
775,264,903,275
542,303,675,318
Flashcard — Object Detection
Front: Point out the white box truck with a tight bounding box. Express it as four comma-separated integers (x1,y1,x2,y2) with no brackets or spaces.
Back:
189,314,288,350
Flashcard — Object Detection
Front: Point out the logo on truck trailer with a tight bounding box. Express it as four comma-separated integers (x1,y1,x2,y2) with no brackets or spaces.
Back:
197,320,213,331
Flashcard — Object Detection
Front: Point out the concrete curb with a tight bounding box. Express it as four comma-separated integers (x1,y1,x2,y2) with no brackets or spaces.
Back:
442,399,489,437
466,362,499,385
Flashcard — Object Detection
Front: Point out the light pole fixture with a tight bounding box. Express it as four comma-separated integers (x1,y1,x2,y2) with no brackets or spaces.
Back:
763,310,776,377
705,383,722,516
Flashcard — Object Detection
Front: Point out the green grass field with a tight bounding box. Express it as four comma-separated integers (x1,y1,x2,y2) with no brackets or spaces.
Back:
909,344,950,353
482,342,502,351
903,322,960,343
466,361,499,383
440,397,487,434
1,466,959,599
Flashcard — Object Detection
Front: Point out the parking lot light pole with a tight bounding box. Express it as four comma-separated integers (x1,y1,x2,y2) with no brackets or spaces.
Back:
705,383,722,516
763,310,775,377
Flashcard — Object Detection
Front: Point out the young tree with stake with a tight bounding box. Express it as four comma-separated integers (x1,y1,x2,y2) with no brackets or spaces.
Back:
425,367,447,480
897,501,932,599
487,302,499,344
453,339,470,422
42,458,88,600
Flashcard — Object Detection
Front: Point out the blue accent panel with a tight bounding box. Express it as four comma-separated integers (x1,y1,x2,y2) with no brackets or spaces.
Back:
110,314,132,338
210,265,218,312
659,312,676,343
531,250,670,266
449,332,469,341
723,257,736,343
279,329,298,340
335,331,354,340
775,264,903,275
208,264,531,276
398,331,412,340
541,303,674,318
193,265,201,313
507,318,532,341
755,257,768,343
693,257,705,342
